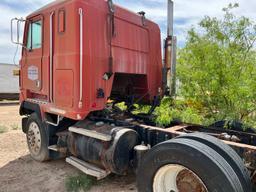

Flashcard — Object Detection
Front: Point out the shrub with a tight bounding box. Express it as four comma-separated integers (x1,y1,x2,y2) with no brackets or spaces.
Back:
154,98,204,126
0,125,8,134
65,174,96,192
177,4,256,127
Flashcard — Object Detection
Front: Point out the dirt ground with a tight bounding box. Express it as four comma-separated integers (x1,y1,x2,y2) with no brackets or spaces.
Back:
0,104,137,192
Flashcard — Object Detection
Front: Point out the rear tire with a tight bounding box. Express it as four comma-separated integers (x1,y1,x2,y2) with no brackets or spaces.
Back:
26,113,49,162
137,138,244,192
177,133,252,192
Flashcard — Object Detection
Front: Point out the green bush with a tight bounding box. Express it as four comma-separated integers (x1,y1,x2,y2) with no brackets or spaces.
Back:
177,4,256,127
115,102,127,111
154,98,204,126
0,125,8,134
11,124,20,130
65,174,96,192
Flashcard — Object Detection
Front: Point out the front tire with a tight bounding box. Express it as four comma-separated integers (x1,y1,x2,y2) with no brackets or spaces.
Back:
137,138,244,192
26,113,49,162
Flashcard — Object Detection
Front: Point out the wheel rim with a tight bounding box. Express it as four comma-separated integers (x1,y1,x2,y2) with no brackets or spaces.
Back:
27,122,42,155
153,164,208,192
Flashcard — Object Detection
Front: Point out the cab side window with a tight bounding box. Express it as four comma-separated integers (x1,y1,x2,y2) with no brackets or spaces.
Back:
27,20,42,49
58,10,66,33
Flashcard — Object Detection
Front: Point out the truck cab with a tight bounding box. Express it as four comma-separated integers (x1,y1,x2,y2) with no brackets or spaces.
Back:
13,0,162,124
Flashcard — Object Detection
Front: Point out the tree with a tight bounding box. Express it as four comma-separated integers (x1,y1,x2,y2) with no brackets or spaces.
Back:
177,3,256,126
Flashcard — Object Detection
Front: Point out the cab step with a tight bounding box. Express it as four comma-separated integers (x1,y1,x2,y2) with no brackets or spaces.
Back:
48,145,67,153
66,156,110,180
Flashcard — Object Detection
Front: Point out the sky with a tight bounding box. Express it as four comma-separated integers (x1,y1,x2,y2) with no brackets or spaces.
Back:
1,0,256,64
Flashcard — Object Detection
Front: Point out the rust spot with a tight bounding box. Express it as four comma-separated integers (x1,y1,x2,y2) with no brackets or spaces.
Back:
177,169,207,192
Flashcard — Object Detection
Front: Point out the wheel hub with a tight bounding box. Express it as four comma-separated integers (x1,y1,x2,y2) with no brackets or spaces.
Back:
153,164,208,192
176,169,207,192
27,122,41,155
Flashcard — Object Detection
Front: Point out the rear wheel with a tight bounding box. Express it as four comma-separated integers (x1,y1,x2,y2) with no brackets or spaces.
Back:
177,133,252,192
26,113,49,162
137,138,244,192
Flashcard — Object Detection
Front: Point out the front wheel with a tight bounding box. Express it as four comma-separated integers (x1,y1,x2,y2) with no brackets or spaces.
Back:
26,113,49,162
137,138,244,192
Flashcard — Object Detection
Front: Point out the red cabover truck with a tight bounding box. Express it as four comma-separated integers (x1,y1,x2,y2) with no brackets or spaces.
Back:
10,0,256,191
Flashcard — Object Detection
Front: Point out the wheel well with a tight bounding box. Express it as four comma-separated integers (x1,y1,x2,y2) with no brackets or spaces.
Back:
20,101,42,119
20,102,42,134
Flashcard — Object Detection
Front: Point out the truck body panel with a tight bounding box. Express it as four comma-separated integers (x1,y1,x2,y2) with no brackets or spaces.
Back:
19,0,162,120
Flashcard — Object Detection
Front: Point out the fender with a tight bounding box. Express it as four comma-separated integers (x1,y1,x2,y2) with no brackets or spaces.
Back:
20,101,42,133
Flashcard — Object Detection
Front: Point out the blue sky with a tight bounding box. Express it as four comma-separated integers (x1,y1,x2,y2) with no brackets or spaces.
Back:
1,0,256,64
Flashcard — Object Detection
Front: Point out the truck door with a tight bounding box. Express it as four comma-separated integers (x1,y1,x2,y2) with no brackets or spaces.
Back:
23,16,43,92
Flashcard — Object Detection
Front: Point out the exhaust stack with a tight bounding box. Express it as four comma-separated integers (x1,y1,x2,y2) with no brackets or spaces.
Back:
163,0,177,96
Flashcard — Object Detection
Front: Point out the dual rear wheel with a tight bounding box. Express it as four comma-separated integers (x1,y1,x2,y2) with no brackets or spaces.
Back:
137,133,252,192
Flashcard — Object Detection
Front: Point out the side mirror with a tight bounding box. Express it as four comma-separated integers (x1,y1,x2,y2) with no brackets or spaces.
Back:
11,18,26,46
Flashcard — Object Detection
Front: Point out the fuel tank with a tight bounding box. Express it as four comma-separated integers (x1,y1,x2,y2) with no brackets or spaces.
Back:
67,127,139,175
